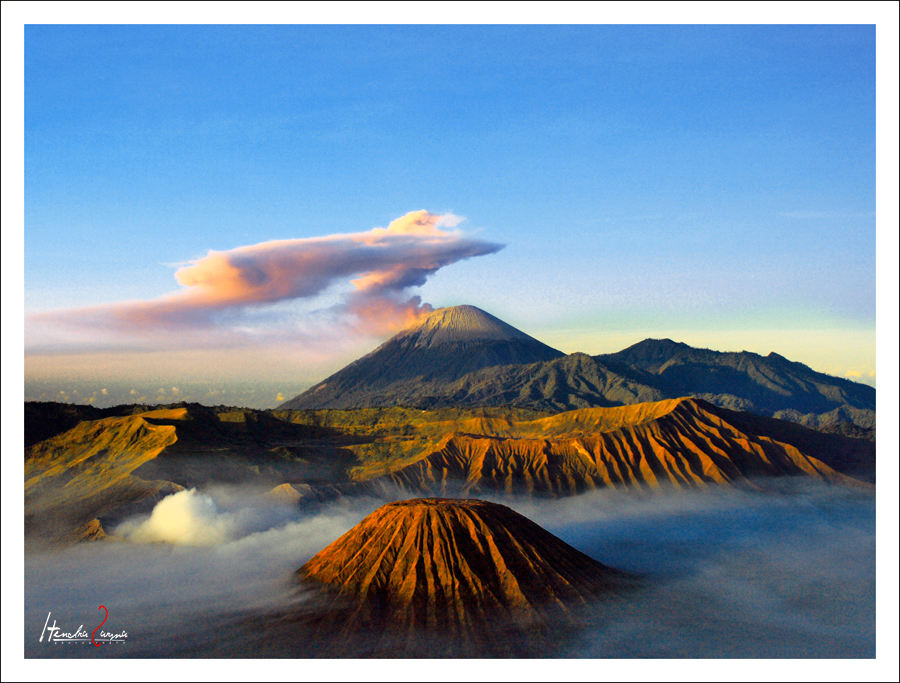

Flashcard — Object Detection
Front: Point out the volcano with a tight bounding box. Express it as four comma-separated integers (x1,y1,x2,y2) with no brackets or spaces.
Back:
278,305,565,409
277,305,874,433
293,498,628,655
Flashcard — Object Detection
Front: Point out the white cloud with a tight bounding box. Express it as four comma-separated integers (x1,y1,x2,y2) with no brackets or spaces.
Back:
116,488,298,547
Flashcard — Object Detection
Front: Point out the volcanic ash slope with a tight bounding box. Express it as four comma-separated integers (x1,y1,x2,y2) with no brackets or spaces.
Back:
291,498,630,656
278,305,565,409
366,397,874,496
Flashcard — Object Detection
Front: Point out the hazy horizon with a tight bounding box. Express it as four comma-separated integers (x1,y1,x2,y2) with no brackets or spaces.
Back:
24,319,878,411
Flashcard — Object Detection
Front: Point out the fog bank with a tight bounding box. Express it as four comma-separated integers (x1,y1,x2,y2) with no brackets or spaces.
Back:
25,480,874,658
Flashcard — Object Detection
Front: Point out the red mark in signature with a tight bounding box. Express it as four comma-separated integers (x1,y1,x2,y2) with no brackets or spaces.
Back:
91,605,107,647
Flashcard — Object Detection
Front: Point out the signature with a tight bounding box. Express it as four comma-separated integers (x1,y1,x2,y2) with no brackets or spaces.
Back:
40,606,128,645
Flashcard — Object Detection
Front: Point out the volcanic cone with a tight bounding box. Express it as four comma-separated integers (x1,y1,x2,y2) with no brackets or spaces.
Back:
294,498,629,655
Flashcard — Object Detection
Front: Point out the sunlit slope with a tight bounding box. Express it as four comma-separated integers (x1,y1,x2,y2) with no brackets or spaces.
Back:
26,412,180,502
25,398,874,541
23,404,349,539
274,405,550,436
296,498,628,655
372,398,872,495
24,412,183,537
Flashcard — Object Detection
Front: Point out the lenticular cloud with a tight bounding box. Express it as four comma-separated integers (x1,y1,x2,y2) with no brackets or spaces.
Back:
29,210,504,342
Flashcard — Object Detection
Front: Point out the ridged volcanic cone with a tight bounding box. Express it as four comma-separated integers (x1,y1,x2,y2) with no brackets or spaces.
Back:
296,498,627,645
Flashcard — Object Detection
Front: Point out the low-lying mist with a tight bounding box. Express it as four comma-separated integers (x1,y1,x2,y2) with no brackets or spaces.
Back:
24,480,875,658
499,482,876,658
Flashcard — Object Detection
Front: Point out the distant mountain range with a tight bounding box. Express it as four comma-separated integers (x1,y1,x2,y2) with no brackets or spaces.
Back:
279,305,875,434
22,304,876,542
24,399,875,542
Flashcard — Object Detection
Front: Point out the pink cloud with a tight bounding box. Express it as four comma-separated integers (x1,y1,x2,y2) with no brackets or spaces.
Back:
28,211,503,345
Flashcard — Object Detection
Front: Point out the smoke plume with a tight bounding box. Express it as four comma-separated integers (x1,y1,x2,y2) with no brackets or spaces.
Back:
28,210,504,345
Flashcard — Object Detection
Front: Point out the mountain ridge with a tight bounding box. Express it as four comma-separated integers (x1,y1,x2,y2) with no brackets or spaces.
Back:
23,396,875,543
279,308,874,432
368,397,873,496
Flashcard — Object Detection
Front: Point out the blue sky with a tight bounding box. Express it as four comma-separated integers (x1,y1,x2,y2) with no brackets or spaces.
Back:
14,20,887,408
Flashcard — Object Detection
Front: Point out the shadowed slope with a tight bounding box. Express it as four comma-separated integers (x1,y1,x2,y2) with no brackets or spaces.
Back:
413,352,664,411
25,401,107,448
599,339,875,418
396,347,875,432
277,309,873,432
279,306,564,409
294,498,628,655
